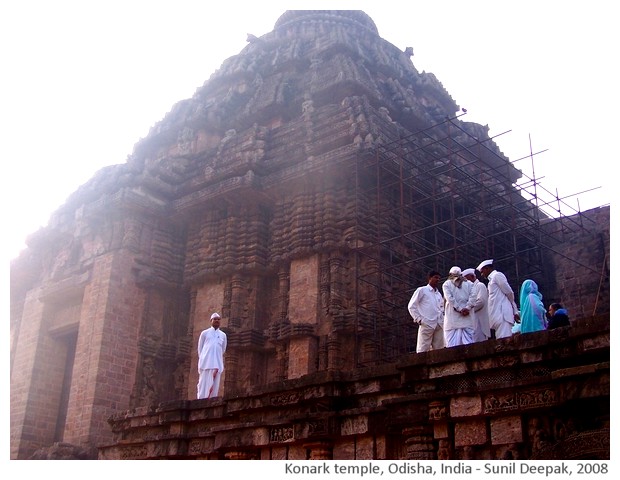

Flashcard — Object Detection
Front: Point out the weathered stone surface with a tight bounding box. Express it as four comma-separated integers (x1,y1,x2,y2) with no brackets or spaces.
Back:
450,395,483,418
490,416,523,445
454,420,488,447
30,442,93,460
95,315,609,460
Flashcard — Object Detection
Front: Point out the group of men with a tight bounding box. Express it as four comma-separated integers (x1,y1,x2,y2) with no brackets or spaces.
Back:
197,260,566,399
407,259,520,353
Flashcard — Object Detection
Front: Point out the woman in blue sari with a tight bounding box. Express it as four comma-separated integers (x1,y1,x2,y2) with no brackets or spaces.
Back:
518,279,547,333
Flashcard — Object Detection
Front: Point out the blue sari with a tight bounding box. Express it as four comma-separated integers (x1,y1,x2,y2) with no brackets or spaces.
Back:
519,279,546,333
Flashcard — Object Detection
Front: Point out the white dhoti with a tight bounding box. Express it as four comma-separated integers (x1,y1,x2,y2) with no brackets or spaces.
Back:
197,368,222,399
444,327,475,347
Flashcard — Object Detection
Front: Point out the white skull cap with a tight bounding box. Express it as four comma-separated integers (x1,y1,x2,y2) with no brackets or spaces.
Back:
476,259,493,271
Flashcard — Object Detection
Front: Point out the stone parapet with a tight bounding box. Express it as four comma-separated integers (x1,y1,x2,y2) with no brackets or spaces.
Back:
99,314,609,460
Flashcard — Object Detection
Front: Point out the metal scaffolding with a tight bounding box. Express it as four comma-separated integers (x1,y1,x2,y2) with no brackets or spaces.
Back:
352,114,600,366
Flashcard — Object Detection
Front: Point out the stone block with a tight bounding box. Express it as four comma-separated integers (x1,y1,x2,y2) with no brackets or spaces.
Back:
289,337,318,379
490,415,523,445
454,419,487,447
429,362,466,378
450,395,482,417
341,414,369,436
355,435,375,459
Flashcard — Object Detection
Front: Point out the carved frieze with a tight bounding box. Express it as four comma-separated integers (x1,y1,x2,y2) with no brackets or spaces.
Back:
270,391,300,406
483,388,557,414
270,426,294,443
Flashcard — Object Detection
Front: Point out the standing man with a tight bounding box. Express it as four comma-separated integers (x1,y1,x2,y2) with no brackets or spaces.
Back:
462,268,491,342
197,312,227,399
476,259,519,339
442,266,477,347
408,270,445,353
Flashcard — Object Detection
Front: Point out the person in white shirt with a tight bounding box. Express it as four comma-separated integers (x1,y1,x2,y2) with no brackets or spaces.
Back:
476,260,519,339
442,266,477,347
197,312,227,399
462,268,491,342
408,270,445,352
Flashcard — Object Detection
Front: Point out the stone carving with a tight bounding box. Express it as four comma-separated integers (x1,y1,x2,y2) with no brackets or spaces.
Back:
528,417,551,454
483,387,556,415
270,392,300,406
519,388,557,409
140,356,158,406
177,127,195,155
340,416,367,436
189,439,205,455
428,401,447,421
437,438,452,460
120,445,148,459
307,418,328,437
483,393,517,413
270,426,294,443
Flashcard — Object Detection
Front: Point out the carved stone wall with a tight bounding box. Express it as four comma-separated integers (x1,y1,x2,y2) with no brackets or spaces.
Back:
99,315,609,460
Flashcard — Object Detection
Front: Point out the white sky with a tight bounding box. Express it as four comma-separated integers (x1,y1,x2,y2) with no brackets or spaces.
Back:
2,0,616,264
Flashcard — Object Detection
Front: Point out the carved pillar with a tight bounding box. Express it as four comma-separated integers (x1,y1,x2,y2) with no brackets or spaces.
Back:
288,256,319,379
230,274,245,328
176,289,196,399
278,267,289,320
275,343,287,382
362,338,379,365
223,281,232,322
320,258,330,313
186,289,198,399
121,218,142,252
327,335,342,371
358,256,380,365
318,335,328,371
403,425,436,460
429,400,452,460
224,348,239,395
304,441,333,460
329,255,344,312
223,275,246,395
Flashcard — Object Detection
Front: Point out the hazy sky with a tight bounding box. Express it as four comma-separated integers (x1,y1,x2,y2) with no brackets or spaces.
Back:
2,0,615,263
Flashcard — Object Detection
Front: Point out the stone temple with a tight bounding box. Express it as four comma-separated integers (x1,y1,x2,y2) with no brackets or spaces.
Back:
10,11,609,460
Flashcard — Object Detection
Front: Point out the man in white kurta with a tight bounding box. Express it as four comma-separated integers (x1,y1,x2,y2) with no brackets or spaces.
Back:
476,260,519,339
462,268,491,342
408,270,445,353
197,312,227,399
442,266,477,347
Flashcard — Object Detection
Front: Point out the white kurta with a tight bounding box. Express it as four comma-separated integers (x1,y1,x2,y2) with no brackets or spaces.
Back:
197,327,227,399
408,285,444,328
442,279,476,331
487,270,519,338
408,284,445,352
471,279,491,341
